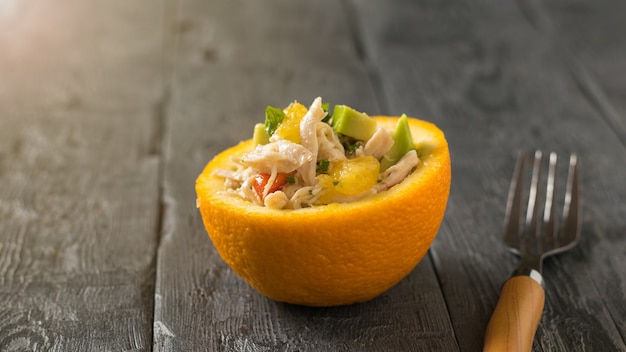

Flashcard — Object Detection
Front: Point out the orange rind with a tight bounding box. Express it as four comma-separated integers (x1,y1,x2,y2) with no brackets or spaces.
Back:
196,116,451,306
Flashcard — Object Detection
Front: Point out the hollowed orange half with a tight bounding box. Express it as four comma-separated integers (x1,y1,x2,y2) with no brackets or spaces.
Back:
196,116,451,306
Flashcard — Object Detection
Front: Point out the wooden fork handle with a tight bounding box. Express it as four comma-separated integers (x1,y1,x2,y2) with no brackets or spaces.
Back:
483,275,545,352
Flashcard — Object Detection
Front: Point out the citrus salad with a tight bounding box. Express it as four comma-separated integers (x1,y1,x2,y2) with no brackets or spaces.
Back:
213,97,420,209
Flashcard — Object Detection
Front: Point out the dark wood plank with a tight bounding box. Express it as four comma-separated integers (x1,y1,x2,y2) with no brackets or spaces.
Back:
154,0,458,350
351,0,626,351
519,0,626,145
0,0,171,350
524,0,626,344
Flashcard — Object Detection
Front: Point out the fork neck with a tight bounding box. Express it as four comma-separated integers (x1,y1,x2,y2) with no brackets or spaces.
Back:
511,267,544,288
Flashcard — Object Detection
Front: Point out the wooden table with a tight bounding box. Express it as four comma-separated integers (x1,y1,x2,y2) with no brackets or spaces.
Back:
1,0,624,351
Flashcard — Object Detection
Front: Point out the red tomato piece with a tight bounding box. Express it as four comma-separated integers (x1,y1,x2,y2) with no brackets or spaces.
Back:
252,173,290,200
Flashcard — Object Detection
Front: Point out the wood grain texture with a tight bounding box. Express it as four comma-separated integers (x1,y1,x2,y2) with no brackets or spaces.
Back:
484,276,545,352
154,0,458,350
350,0,626,351
519,0,626,146
521,0,626,345
1,0,624,350
0,0,171,350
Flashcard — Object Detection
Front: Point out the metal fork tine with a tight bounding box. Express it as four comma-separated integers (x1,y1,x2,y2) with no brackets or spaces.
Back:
485,151,582,351
504,151,526,248
503,151,581,257
541,152,558,252
559,154,581,248
525,151,543,240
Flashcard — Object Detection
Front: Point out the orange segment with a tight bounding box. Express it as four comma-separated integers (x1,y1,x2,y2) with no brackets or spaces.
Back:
195,116,451,306
329,156,380,196
274,102,307,143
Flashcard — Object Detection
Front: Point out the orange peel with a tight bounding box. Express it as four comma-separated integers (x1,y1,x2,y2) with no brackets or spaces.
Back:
196,116,451,306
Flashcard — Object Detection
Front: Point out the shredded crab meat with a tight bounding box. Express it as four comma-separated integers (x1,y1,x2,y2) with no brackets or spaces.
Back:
363,127,394,159
240,139,313,174
213,158,256,190
262,165,278,199
264,190,289,209
377,150,419,192
297,97,326,186
289,186,322,209
316,122,346,162
239,176,263,205
214,97,422,209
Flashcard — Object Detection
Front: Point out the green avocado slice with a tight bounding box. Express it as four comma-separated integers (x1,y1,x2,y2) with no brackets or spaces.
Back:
331,105,377,141
253,123,270,146
380,114,416,171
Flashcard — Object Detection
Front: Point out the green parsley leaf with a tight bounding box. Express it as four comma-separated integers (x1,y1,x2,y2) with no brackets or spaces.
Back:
316,159,330,173
286,174,296,184
265,106,285,137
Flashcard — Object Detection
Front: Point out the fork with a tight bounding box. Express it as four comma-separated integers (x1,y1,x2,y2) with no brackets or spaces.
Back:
483,151,582,352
